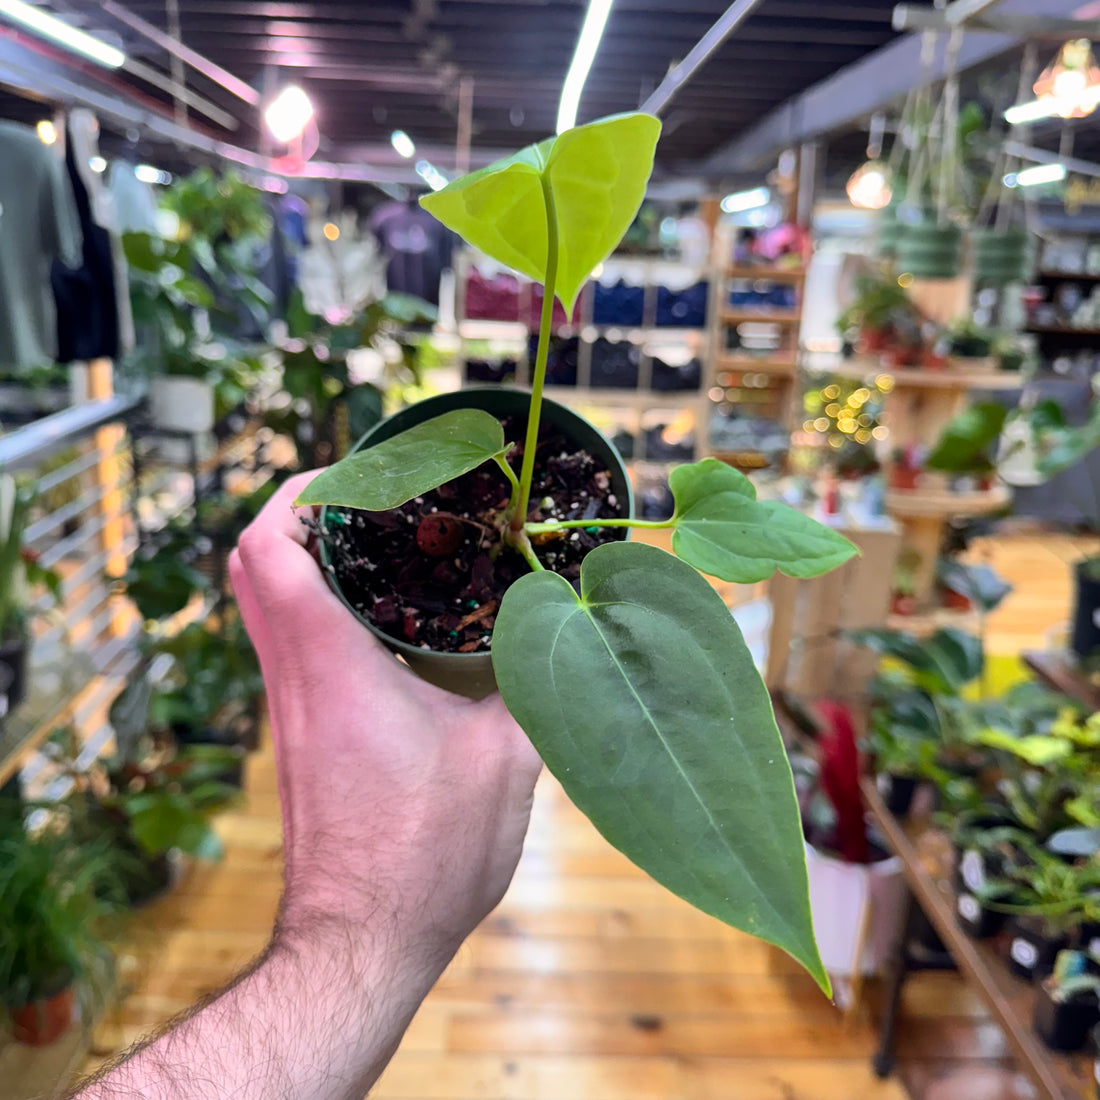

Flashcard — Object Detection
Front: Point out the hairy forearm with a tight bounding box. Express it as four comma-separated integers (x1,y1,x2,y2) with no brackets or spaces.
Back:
71,913,443,1100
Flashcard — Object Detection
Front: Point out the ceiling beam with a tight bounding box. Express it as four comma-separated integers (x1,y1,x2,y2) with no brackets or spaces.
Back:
893,6,1100,39
697,0,1085,178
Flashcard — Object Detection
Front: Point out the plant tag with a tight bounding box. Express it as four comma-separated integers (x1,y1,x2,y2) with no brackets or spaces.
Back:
957,893,981,922
1010,937,1039,970
959,849,985,892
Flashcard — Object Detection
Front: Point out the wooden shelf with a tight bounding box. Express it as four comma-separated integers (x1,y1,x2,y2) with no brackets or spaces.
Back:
862,778,1092,1100
725,265,807,282
886,484,1011,519
721,309,801,325
828,359,1022,391
1037,269,1100,281
1025,323,1100,336
543,386,702,409
886,607,981,635
716,356,798,376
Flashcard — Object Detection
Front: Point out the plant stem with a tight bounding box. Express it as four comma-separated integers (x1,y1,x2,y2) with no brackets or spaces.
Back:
525,517,676,535
511,529,544,572
510,177,559,534
493,454,521,498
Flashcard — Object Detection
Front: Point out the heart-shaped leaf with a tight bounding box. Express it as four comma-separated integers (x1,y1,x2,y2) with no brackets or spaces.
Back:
420,113,661,313
492,540,828,994
667,459,858,583
294,409,508,511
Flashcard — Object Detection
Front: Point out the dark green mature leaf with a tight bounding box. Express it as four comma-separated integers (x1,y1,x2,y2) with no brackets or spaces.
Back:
667,459,858,583
295,410,508,510
492,541,828,993
848,626,982,694
935,558,1012,614
926,403,1007,474
1036,401,1100,479
420,113,661,313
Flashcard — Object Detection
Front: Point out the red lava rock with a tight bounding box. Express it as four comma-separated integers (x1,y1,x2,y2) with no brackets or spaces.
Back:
416,513,464,557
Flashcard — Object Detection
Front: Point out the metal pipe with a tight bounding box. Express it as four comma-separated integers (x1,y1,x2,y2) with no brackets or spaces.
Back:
456,75,473,176
0,395,140,472
100,0,260,106
945,0,1009,24
640,0,766,117
893,6,1100,38
1004,140,1100,179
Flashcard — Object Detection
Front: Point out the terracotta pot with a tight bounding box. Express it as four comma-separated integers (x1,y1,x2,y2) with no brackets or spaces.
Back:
891,593,917,617
11,986,75,1046
941,587,973,612
890,468,921,491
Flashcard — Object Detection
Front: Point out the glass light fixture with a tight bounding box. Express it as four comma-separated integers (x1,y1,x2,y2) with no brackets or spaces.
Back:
846,161,892,210
265,85,315,144
1005,39,1100,125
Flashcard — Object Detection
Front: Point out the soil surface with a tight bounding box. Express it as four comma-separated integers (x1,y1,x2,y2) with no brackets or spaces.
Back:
312,415,626,653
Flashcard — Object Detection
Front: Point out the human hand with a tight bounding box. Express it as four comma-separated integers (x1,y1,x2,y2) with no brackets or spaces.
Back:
230,472,542,975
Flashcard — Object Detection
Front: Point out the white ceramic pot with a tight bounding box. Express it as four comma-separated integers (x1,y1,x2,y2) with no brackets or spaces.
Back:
805,844,906,977
149,376,214,434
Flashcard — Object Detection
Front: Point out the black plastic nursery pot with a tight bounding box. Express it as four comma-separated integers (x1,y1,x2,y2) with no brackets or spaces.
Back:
0,629,28,714
1033,981,1100,1052
876,772,919,818
318,388,634,701
1007,918,1071,983
1072,560,1100,660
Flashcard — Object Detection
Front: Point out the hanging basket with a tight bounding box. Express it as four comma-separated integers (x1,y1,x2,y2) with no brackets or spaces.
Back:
896,218,963,280
971,227,1032,285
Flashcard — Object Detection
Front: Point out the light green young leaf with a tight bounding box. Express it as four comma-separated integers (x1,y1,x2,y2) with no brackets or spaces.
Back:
974,729,1074,767
420,113,661,313
492,541,829,994
294,409,508,511
668,459,858,583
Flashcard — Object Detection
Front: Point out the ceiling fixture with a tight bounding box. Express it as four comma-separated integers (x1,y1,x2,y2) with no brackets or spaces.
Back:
35,119,56,145
1004,163,1067,188
390,130,415,159
1004,39,1100,126
720,186,770,214
557,0,615,133
0,0,124,68
415,159,449,192
135,164,172,185
846,111,892,211
265,85,315,144
88,155,106,173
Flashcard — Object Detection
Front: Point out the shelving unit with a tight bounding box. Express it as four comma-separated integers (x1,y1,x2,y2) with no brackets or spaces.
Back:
705,253,806,469
453,250,710,471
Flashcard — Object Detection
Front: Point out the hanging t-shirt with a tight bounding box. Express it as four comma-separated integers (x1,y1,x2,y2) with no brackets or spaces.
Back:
368,200,452,306
0,121,81,371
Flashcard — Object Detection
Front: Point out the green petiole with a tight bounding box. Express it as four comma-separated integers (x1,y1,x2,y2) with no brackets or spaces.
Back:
526,517,677,535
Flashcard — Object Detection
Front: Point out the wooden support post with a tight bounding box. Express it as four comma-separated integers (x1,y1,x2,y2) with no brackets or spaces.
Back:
86,359,129,637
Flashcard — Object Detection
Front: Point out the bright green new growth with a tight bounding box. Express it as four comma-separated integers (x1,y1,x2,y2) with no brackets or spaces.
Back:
297,112,857,995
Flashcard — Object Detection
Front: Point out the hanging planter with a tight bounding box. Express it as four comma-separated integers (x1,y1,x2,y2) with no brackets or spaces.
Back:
971,226,1032,285
896,213,963,280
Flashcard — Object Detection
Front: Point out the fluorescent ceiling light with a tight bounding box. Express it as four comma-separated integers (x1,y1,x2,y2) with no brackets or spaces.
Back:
720,186,770,213
265,85,314,144
415,158,449,192
88,155,106,173
36,119,56,145
556,0,614,133
390,129,415,159
0,0,124,68
135,164,171,185
1004,163,1067,188
1005,90,1100,126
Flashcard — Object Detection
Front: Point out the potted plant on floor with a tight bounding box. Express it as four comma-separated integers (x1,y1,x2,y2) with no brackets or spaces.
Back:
0,803,125,1044
0,476,61,715
294,113,862,991
791,700,905,986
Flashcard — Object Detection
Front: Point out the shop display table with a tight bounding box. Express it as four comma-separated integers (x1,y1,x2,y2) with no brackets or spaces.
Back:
861,778,1093,1099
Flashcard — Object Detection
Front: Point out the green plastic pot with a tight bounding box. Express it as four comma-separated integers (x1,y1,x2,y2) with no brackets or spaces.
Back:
971,227,1032,285
319,387,634,700
896,221,963,280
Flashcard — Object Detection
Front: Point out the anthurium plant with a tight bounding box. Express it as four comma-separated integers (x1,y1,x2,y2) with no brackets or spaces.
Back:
295,113,860,992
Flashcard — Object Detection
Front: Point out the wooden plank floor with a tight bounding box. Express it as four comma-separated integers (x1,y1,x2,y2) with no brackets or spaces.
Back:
73,530,1086,1100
